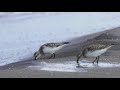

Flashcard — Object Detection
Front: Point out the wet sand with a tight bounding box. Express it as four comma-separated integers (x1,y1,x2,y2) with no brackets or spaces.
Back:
0,67,120,78
1,27,120,78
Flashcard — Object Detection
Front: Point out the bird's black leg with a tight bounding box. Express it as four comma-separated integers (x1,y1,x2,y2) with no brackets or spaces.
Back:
93,57,98,64
34,52,38,60
53,53,56,59
76,54,82,68
49,54,53,59
35,57,37,60
97,56,100,64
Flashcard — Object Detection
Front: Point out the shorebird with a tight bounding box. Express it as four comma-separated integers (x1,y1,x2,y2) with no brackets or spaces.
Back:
34,42,70,60
76,43,115,68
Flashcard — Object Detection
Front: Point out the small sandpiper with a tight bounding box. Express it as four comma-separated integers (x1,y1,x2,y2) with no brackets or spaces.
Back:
34,42,70,60
76,43,115,68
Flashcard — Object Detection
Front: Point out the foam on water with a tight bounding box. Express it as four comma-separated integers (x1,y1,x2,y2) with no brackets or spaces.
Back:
28,61,86,72
28,61,120,72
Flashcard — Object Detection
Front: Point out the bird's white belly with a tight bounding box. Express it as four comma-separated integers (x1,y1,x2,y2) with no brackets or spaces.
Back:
85,48,107,57
43,46,63,54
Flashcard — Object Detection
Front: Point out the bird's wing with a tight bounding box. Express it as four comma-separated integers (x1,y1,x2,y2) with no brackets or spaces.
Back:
87,44,107,51
44,43,63,47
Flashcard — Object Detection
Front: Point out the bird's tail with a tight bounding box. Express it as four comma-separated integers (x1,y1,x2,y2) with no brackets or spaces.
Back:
63,42,70,44
111,43,115,46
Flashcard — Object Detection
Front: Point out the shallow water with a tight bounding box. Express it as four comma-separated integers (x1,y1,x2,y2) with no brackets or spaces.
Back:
28,61,120,72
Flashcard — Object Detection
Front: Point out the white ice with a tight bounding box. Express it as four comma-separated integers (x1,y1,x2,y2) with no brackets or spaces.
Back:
1,12,120,66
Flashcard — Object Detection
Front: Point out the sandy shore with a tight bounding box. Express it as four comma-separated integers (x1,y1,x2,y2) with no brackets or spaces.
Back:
1,27,120,78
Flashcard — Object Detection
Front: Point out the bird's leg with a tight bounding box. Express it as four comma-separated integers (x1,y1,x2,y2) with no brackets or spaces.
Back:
76,54,82,68
53,53,56,59
97,56,100,64
93,57,98,64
